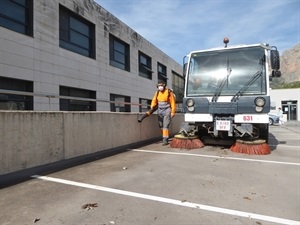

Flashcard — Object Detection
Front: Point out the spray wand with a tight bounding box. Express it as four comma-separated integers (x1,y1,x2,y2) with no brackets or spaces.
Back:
138,105,158,122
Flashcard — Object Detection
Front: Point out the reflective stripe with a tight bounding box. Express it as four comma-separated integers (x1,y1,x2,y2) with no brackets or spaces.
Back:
158,102,170,109
162,128,169,138
158,104,171,115
151,88,176,114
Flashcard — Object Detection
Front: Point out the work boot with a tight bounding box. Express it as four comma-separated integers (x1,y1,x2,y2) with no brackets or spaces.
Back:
162,138,169,146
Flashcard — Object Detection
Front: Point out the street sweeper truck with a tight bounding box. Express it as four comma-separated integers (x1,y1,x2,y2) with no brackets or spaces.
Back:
182,38,281,152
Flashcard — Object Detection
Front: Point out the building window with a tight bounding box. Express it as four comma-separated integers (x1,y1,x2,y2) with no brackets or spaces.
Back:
109,34,130,71
139,51,153,79
158,62,167,84
139,98,151,112
172,71,184,103
110,94,131,112
59,5,95,58
0,0,33,36
0,76,33,110
60,86,96,111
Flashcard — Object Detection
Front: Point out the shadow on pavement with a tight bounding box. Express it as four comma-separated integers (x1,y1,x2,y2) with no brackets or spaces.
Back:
268,132,286,151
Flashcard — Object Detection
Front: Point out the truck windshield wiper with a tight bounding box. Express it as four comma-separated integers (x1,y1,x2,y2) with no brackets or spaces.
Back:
212,68,232,102
231,70,262,102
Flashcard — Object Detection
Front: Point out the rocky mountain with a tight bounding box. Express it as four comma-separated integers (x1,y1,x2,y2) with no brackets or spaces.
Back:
280,43,300,83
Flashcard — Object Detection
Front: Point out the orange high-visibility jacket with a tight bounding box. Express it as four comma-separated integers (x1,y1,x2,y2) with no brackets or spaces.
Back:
151,88,176,115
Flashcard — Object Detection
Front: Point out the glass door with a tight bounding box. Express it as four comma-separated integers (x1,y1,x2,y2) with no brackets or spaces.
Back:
282,101,298,121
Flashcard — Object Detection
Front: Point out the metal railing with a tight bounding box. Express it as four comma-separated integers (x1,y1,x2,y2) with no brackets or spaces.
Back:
0,89,151,111
0,89,184,112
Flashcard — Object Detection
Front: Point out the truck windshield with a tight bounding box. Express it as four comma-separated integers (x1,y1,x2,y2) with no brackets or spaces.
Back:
186,47,267,97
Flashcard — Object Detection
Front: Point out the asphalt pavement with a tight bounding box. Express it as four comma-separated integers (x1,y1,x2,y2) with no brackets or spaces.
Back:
281,120,300,133
0,123,299,225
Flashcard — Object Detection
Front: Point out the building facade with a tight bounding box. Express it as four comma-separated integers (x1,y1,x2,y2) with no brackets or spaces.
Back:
0,0,183,112
270,88,299,121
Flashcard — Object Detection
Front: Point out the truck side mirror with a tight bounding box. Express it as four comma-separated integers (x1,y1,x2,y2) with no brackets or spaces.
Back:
270,49,281,77
270,49,280,70
272,70,281,77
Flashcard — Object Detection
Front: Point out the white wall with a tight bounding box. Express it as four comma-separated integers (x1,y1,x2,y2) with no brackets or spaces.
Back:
270,88,300,121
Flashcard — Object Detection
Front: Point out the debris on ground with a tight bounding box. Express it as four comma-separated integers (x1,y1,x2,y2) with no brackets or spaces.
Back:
243,196,252,200
33,218,40,223
208,181,214,185
81,203,98,210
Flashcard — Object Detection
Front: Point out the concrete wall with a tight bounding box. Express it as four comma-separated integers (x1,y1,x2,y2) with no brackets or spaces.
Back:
0,111,183,175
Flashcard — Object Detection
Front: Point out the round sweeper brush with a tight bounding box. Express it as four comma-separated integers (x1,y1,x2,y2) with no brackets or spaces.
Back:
230,139,271,155
170,134,204,149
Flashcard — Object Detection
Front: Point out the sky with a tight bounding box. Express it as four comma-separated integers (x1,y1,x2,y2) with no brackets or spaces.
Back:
95,0,300,64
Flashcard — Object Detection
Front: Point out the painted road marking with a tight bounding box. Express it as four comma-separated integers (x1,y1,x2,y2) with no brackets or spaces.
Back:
32,175,300,225
131,149,300,166
269,144,300,150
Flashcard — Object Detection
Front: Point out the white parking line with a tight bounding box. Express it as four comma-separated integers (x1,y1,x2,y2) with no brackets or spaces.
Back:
32,175,300,225
269,144,300,150
131,149,300,166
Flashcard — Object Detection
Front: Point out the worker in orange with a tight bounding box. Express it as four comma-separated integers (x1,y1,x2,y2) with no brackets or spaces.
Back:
151,80,176,145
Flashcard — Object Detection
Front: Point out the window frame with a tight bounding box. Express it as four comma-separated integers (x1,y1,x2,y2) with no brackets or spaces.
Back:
0,76,33,110
139,98,151,113
172,71,184,104
59,5,96,58
157,62,167,84
110,94,131,112
59,86,96,111
139,51,153,80
0,0,33,36
109,34,130,71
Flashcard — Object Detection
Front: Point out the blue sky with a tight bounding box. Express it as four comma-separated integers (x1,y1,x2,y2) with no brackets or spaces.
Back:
95,0,300,64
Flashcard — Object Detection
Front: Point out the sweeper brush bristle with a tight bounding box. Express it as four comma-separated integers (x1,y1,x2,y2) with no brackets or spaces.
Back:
170,134,204,150
230,139,271,155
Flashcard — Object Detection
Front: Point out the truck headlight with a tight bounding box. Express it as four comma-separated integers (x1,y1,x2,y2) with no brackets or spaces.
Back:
186,98,195,112
186,98,194,107
255,97,265,107
188,106,195,112
255,106,263,112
